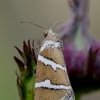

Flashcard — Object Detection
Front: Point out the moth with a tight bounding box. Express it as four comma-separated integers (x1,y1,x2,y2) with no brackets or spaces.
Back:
34,23,75,100
20,22,75,100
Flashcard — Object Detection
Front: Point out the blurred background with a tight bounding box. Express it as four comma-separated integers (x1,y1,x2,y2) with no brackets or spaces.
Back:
0,0,100,100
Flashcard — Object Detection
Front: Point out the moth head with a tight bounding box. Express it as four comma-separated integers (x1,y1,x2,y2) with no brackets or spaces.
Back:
43,30,48,38
43,22,62,38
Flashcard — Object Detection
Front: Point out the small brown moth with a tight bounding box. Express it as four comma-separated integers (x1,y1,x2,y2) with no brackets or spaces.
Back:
34,23,75,100
20,22,75,100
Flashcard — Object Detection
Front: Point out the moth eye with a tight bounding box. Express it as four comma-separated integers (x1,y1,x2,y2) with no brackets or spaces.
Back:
43,30,48,38
44,33,47,38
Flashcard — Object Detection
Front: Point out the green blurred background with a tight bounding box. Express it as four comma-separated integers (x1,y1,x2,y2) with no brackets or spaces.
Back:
0,0,100,100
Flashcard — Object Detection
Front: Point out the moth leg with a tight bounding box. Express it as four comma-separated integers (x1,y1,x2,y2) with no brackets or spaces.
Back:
32,44,42,50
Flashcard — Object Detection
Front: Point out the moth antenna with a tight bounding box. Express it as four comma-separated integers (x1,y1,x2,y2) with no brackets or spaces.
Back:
50,21,63,30
20,21,47,30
